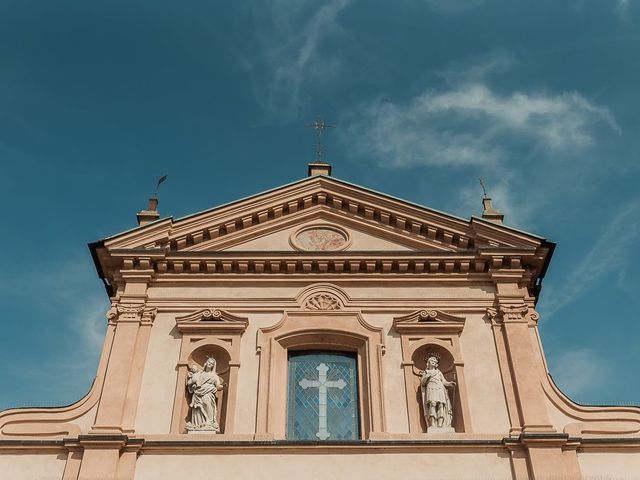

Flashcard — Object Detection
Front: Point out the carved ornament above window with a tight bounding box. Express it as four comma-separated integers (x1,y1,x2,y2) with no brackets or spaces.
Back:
304,293,343,311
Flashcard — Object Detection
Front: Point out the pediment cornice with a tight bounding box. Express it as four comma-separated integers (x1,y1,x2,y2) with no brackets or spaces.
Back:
102,177,544,253
165,178,473,252
91,176,553,296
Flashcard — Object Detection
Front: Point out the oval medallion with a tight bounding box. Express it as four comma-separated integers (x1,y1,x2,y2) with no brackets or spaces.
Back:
293,226,349,251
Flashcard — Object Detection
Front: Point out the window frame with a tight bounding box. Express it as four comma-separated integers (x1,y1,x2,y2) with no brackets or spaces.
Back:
255,310,386,441
286,350,361,441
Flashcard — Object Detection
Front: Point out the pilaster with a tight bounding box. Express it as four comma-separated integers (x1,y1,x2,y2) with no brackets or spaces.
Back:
91,269,155,434
82,269,155,478
489,269,582,479
488,271,553,433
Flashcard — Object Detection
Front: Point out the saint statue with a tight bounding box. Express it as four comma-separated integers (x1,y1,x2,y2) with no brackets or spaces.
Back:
185,357,223,433
420,354,455,432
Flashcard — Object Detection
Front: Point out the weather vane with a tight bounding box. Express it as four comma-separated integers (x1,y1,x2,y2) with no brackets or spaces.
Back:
154,175,168,198
479,177,488,198
306,118,334,162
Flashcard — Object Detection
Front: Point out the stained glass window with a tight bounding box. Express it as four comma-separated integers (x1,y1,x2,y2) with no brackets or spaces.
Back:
287,351,360,441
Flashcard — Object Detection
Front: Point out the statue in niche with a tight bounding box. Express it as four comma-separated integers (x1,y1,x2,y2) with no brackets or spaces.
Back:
185,357,223,433
420,354,455,432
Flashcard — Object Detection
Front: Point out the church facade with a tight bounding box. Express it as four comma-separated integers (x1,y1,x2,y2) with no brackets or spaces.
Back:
1,163,639,479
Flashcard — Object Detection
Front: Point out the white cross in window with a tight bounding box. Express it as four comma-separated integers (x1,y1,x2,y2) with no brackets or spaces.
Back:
299,362,347,440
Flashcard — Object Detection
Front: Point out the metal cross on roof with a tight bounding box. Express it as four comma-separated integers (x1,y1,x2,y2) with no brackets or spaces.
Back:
306,118,334,162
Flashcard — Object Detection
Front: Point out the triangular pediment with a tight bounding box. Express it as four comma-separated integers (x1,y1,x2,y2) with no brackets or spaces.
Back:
91,176,554,289
88,176,555,298
190,208,439,252
102,176,545,253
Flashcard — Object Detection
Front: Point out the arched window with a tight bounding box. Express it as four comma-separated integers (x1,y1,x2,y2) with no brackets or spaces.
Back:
255,310,386,440
287,351,360,440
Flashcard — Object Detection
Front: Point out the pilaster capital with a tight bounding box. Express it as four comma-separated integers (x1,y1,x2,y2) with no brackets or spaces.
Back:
487,303,539,324
141,306,158,325
106,303,158,325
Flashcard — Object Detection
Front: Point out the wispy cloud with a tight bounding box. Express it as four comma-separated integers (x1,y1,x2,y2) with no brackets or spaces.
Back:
550,347,611,400
617,0,630,14
0,259,108,407
341,53,620,225
244,0,352,120
539,199,640,319
343,81,619,169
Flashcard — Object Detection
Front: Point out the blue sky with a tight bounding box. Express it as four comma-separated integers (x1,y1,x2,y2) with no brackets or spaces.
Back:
1,0,639,408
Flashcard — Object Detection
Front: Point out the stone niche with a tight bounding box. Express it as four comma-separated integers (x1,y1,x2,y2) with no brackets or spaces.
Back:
170,309,248,435
393,310,471,434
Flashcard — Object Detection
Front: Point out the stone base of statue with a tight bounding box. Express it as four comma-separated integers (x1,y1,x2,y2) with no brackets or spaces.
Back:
185,422,219,434
426,426,455,433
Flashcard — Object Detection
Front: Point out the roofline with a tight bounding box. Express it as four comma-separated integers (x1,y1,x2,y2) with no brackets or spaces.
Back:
92,176,550,247
470,216,556,305
172,175,470,226
538,238,557,281
470,215,546,241
88,239,114,297
94,216,172,244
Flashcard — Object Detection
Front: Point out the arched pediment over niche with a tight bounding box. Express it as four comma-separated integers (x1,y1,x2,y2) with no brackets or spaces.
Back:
175,308,249,335
393,309,465,334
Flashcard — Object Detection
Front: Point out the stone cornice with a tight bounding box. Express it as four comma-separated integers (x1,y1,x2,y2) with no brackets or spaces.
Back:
3,435,640,454
166,178,475,252
98,176,549,258
91,175,554,298
100,251,543,277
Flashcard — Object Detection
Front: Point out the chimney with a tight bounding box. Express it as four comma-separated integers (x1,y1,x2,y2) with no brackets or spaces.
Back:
481,197,504,224
308,161,332,177
137,196,160,226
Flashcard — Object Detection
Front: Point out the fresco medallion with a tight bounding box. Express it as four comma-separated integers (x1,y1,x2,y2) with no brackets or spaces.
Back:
291,225,350,251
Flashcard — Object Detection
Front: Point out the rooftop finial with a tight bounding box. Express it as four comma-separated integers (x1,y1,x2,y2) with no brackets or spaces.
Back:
137,175,168,226
478,178,504,224
306,118,334,176
479,177,488,198
154,175,168,197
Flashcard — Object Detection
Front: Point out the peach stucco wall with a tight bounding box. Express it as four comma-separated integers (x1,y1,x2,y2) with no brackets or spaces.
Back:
135,313,182,434
0,453,66,480
460,313,511,433
578,451,640,479
73,403,98,435
135,283,509,436
234,313,283,434
135,451,514,480
366,313,410,433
